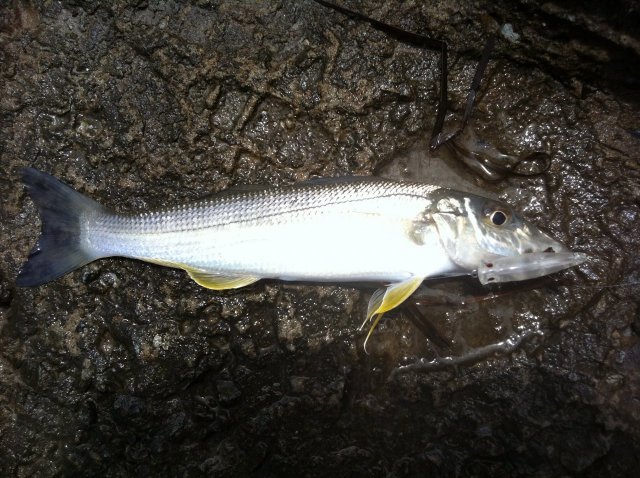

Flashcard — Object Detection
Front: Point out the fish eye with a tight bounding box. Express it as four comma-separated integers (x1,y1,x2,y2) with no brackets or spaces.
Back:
481,202,513,227
489,209,509,226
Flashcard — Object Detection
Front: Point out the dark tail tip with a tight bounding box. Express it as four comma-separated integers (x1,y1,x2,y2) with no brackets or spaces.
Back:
17,168,103,286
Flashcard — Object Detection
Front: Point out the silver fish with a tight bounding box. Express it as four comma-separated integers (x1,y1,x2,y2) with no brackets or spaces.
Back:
16,168,585,343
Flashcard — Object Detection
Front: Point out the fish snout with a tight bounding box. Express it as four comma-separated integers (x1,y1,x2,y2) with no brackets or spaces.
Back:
523,226,569,255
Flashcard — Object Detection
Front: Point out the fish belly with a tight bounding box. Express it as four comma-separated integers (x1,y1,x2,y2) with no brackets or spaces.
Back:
87,209,456,283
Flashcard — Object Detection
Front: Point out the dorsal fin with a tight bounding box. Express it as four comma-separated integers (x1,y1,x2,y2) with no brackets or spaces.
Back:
295,175,381,187
222,183,272,193
204,176,384,201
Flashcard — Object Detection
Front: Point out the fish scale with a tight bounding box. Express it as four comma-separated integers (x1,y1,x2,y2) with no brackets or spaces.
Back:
90,178,435,234
85,178,445,282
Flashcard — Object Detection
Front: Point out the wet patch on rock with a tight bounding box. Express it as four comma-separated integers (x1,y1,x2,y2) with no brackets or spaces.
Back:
1,0,639,476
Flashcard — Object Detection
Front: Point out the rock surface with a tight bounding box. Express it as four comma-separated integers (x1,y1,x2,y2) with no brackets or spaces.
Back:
1,1,639,476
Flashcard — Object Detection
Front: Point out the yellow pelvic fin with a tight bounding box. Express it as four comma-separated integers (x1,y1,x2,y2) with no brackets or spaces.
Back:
187,270,261,290
361,276,424,351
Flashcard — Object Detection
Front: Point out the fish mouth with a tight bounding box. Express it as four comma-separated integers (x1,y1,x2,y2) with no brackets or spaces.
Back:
477,251,588,285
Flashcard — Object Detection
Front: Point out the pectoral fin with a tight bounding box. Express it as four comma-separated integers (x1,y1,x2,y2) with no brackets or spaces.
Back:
187,270,261,290
361,276,424,350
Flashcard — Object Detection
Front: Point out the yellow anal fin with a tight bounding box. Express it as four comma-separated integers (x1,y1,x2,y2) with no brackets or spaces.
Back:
138,257,260,291
187,270,261,290
361,276,424,351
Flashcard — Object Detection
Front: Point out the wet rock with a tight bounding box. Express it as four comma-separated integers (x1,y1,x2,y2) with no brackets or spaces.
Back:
1,0,639,477
216,380,241,405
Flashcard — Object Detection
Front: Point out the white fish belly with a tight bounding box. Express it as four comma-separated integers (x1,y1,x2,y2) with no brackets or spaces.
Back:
90,210,456,283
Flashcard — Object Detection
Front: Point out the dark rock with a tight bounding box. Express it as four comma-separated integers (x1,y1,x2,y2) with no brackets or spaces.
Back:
1,0,639,476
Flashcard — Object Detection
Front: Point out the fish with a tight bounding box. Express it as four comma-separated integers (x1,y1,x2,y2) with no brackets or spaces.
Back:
16,168,586,344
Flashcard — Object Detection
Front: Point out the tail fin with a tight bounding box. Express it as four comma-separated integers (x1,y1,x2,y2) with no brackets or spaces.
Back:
16,168,105,287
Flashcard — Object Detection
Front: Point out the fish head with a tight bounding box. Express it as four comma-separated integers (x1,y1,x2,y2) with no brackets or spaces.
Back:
429,189,567,271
